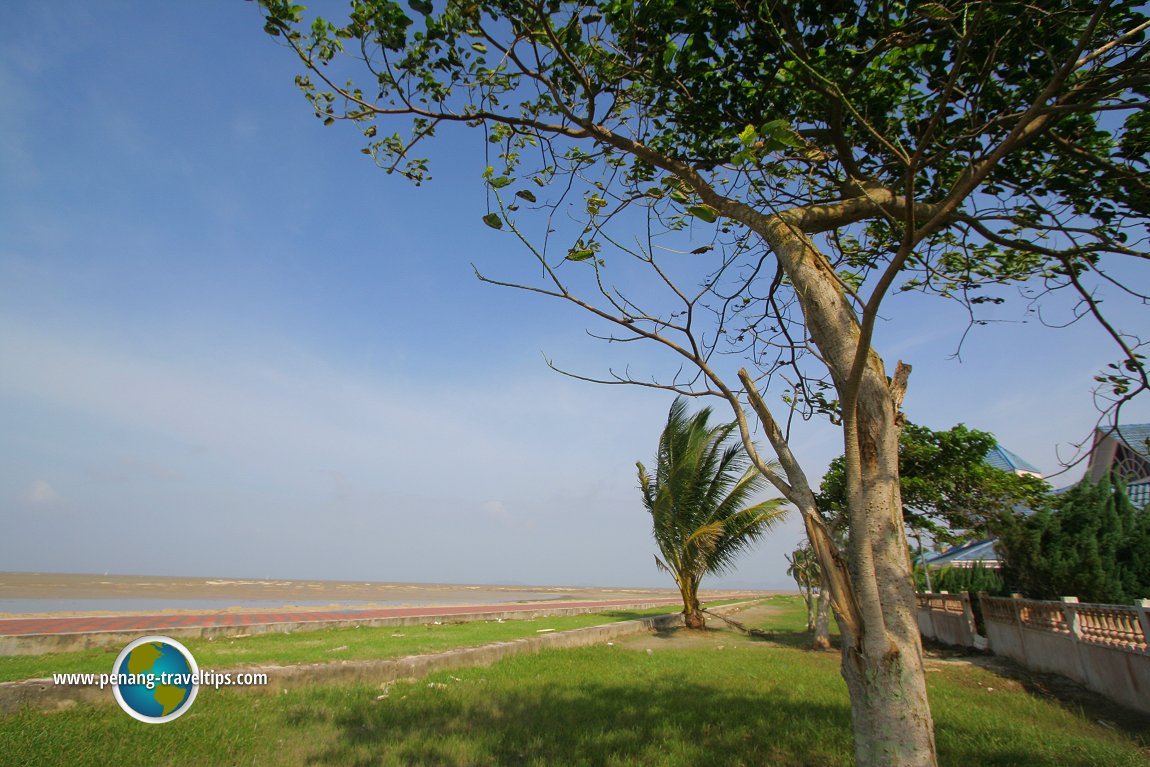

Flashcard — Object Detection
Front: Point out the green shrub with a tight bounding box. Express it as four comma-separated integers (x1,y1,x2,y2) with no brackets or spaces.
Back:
915,561,1007,596
997,478,1150,603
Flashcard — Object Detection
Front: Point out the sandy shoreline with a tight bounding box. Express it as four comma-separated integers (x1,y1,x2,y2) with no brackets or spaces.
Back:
0,572,754,619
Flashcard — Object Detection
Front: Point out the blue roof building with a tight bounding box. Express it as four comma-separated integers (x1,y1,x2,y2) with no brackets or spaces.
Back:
925,423,1150,571
926,538,1001,569
924,439,1043,569
983,445,1043,476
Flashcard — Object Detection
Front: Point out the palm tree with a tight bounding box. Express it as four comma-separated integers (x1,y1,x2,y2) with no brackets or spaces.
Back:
638,397,789,629
785,543,821,632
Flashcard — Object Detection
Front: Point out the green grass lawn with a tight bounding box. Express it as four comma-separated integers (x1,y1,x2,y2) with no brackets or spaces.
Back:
1,596,1147,766
0,606,683,683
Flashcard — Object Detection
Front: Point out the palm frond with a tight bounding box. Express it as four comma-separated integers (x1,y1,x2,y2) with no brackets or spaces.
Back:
638,396,789,587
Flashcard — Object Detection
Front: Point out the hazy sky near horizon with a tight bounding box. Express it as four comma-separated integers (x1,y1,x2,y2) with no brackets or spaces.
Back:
2,2,1147,590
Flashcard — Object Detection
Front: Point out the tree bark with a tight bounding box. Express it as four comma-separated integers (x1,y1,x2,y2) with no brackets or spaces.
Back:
814,575,832,650
806,587,817,632
840,378,936,766
841,637,937,766
801,577,816,631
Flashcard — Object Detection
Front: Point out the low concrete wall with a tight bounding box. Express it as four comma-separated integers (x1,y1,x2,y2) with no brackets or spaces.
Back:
0,600,682,656
915,593,978,648
0,611,690,713
920,593,1150,715
1,602,764,714
982,612,1024,660
980,596,1150,716
1078,642,1150,716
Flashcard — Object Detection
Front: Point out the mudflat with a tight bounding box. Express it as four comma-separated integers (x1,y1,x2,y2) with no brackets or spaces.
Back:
0,572,717,617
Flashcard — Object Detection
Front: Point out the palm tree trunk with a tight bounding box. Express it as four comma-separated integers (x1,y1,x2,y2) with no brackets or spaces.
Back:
681,578,706,629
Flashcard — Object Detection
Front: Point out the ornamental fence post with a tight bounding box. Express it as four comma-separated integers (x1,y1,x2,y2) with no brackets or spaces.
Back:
1061,596,1082,640
960,592,976,646
1136,599,1150,656
1061,596,1089,684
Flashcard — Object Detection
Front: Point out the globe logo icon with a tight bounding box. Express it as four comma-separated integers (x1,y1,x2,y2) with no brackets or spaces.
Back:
111,636,199,723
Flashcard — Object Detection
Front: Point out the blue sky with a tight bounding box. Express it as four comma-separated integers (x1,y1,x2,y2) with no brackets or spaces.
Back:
2,1,1147,590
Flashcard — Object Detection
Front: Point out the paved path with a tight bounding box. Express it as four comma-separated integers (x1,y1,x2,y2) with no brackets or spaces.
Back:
0,596,728,637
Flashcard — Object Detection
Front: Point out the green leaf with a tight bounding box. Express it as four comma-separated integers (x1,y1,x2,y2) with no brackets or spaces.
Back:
408,0,433,15
915,2,957,20
482,213,503,229
471,42,487,54
687,204,718,223
515,189,537,203
488,176,513,189
566,249,595,261
737,124,757,145
760,119,804,149
837,270,864,292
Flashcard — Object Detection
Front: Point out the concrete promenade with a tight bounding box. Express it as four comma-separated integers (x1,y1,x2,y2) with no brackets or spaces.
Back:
0,596,759,655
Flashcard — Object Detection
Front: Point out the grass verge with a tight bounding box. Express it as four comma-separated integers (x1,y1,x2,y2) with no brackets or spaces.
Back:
0,605,688,683
1,595,1146,766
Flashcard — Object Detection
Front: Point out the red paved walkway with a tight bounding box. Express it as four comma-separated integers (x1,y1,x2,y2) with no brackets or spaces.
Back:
0,597,734,637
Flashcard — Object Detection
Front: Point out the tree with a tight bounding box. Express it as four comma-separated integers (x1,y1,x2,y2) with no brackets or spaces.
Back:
639,397,787,628
785,543,820,631
818,423,1050,546
997,478,1150,603
258,2,1149,763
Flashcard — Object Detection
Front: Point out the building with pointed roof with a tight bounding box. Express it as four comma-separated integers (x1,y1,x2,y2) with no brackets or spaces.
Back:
1085,424,1150,509
983,445,1043,477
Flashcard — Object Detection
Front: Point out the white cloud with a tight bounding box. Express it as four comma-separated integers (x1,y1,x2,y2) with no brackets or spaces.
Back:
480,499,525,530
23,479,59,505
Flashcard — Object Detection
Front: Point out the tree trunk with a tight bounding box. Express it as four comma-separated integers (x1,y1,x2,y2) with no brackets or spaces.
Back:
840,372,936,766
803,581,816,631
841,640,936,766
915,530,934,593
813,575,832,650
749,216,938,766
681,581,705,629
